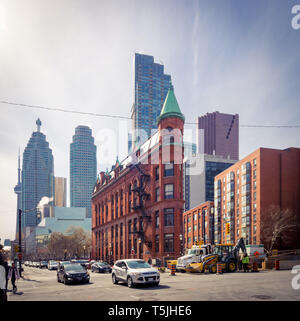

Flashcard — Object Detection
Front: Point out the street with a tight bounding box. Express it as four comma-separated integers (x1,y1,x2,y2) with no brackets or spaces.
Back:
6,266,300,301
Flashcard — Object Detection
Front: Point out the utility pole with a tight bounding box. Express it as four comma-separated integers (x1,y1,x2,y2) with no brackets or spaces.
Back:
18,209,22,277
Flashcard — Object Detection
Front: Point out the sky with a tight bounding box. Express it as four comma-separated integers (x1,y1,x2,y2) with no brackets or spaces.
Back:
0,0,299,241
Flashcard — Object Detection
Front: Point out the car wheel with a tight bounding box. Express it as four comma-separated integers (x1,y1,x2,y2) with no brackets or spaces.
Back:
127,276,134,288
112,273,118,284
154,282,159,286
64,278,68,285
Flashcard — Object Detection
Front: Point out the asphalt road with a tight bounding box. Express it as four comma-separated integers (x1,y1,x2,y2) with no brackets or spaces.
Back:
6,266,300,301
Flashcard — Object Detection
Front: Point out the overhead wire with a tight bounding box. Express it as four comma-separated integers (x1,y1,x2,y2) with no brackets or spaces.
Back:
1,100,300,128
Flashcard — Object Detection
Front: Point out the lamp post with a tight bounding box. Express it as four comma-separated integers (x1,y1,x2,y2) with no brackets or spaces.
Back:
83,245,86,259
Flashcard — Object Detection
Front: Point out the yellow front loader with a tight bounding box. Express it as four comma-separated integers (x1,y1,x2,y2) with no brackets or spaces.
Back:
185,254,218,273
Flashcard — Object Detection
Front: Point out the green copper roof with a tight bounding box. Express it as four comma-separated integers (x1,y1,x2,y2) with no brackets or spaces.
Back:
157,85,185,123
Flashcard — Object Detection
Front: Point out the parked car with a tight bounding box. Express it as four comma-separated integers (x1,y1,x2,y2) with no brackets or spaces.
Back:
58,261,72,270
87,260,96,269
71,259,89,269
112,259,160,288
39,261,48,268
91,262,112,273
57,263,90,285
48,260,58,270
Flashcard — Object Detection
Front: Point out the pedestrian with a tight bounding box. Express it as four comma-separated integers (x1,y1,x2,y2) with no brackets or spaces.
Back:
0,254,7,303
3,260,8,293
8,262,20,293
242,254,250,273
148,257,152,265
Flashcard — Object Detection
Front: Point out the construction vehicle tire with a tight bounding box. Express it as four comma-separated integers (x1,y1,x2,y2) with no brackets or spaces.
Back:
209,264,217,274
227,261,237,272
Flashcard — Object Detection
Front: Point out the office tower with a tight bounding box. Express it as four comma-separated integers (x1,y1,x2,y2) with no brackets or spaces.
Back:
21,119,54,227
14,150,22,238
54,177,67,207
197,111,239,160
131,53,171,148
70,125,97,218
183,154,236,211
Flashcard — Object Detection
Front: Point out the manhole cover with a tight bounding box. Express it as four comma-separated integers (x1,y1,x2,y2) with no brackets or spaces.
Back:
252,295,273,300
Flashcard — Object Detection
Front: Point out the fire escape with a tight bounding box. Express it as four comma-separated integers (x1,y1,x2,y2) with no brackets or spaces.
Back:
127,163,152,252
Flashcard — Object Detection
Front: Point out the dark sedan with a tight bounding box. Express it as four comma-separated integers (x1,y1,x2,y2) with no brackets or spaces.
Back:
91,262,112,273
57,263,90,285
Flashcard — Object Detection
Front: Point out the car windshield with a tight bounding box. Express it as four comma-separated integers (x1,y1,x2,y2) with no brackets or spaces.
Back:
65,264,85,272
98,263,109,267
127,260,151,269
188,249,197,255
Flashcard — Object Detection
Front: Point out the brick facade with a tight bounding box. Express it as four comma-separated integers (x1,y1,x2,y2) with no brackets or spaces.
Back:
183,201,214,249
214,147,300,248
92,114,185,264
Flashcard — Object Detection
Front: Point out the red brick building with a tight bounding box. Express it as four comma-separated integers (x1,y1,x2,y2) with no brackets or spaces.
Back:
91,85,185,264
214,147,300,248
183,201,214,249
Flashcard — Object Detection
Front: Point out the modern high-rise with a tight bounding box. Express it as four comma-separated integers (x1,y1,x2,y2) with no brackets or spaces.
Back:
183,154,236,211
21,119,54,228
131,53,172,148
197,111,239,160
54,177,67,207
70,125,97,218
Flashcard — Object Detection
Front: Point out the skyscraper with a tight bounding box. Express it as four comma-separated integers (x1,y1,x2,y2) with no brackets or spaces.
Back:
54,177,67,207
21,119,54,227
131,53,171,148
70,125,97,218
197,111,239,160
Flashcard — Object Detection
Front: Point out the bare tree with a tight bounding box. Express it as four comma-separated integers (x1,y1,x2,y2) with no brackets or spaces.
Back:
261,205,300,254
47,226,91,259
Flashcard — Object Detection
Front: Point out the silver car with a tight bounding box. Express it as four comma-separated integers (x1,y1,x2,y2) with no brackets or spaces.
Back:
112,259,160,288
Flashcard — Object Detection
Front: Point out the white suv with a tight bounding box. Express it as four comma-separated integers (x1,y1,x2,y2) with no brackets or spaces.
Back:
112,259,160,288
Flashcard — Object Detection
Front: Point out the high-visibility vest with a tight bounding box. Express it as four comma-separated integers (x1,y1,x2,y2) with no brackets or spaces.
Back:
242,257,249,264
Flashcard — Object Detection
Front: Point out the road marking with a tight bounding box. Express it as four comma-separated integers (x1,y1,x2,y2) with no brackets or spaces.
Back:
130,295,140,299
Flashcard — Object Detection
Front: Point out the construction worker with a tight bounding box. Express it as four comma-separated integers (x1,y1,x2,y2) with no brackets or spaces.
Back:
242,254,250,272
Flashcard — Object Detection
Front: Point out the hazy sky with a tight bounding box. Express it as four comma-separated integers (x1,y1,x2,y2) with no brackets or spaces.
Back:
0,0,299,240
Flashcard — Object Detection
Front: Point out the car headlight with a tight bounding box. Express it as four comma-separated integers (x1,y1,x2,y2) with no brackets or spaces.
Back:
131,272,142,276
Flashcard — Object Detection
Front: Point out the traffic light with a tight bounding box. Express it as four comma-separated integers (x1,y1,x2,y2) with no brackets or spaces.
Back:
226,223,230,235
14,245,19,252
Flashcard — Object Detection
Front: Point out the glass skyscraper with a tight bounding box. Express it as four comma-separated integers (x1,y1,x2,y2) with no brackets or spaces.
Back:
21,119,54,227
130,53,171,148
70,125,97,218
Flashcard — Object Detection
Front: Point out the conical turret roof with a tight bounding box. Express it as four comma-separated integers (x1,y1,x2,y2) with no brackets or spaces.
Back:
157,85,185,123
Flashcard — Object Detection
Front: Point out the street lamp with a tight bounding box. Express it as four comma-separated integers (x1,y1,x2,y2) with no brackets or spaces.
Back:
83,245,86,259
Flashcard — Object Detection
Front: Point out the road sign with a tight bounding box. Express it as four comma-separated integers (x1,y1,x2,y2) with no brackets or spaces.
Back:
131,248,135,255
